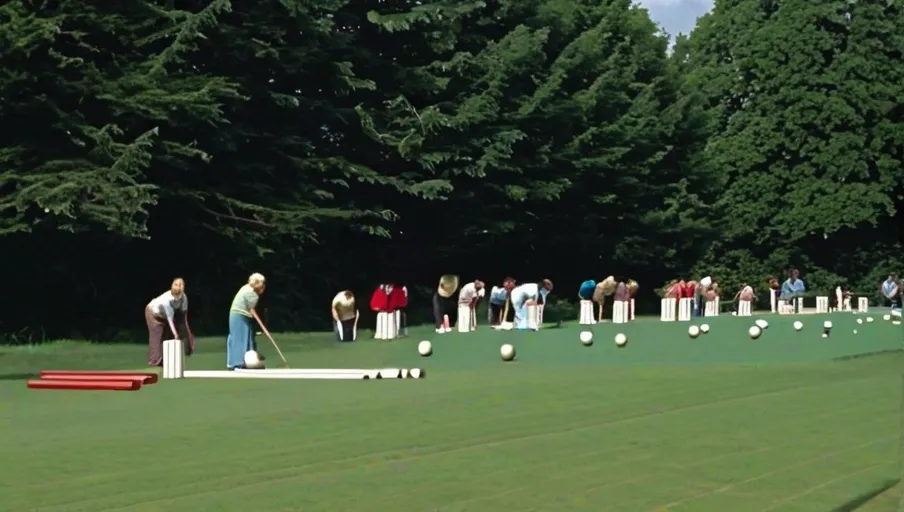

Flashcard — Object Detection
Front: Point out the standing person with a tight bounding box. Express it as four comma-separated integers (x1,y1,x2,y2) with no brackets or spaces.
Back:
145,278,194,367
332,290,358,342
433,275,460,333
695,277,713,317
511,279,553,330
781,268,806,313
226,273,267,370
489,277,516,325
881,274,900,308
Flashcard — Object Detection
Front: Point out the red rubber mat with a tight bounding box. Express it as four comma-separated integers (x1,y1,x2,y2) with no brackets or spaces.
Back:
27,379,142,391
39,371,158,384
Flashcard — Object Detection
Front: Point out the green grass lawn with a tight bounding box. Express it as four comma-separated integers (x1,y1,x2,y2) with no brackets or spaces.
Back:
1,313,902,511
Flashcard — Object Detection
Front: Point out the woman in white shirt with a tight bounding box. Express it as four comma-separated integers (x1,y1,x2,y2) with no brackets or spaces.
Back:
145,278,194,367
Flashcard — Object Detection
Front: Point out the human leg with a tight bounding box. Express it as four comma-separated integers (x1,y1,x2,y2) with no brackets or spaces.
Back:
226,313,252,369
432,293,445,330
145,307,165,367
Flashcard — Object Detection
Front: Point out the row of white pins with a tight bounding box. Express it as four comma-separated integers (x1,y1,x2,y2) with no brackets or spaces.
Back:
659,298,702,322
737,300,752,316
375,311,400,340
161,338,423,381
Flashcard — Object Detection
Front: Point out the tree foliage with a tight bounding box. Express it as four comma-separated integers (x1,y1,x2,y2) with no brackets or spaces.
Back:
0,0,900,342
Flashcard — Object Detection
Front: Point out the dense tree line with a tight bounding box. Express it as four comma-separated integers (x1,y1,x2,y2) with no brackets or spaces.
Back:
1,0,901,342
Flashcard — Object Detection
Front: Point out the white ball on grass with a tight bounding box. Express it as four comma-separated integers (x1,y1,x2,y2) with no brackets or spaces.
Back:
866,317,874,323
244,350,265,369
748,325,762,339
883,314,891,321
853,329,858,334
823,320,833,329
793,321,803,331
579,331,593,346
700,324,710,334
417,340,433,357
822,333,829,338
755,319,769,329
856,318,863,325
500,343,516,361
688,325,701,339
614,333,627,347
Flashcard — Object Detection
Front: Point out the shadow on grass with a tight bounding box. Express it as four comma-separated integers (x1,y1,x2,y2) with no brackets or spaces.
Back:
828,478,899,512
833,349,904,362
0,373,37,381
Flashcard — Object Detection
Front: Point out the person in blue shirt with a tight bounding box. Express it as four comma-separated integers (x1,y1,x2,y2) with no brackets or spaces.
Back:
488,277,516,325
578,280,596,300
780,268,806,313
881,274,900,308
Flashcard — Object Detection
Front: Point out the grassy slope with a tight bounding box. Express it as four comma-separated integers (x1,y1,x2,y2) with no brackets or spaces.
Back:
0,313,902,511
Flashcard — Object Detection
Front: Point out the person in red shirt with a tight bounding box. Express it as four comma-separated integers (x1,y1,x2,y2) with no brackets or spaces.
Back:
369,284,391,313
387,282,408,337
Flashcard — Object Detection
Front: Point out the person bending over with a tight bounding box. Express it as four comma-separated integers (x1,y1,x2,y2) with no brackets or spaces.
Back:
145,277,194,367
593,276,616,321
332,290,358,342
226,273,267,370
433,275,460,333
489,277,516,325
578,280,596,301
511,279,553,330
458,279,485,327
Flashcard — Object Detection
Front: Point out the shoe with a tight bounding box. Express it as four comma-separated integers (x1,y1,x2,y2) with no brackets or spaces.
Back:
435,328,444,334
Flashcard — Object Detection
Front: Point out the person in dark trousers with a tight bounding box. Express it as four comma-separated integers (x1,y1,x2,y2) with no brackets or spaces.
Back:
332,290,358,342
489,277,516,325
433,275,459,333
